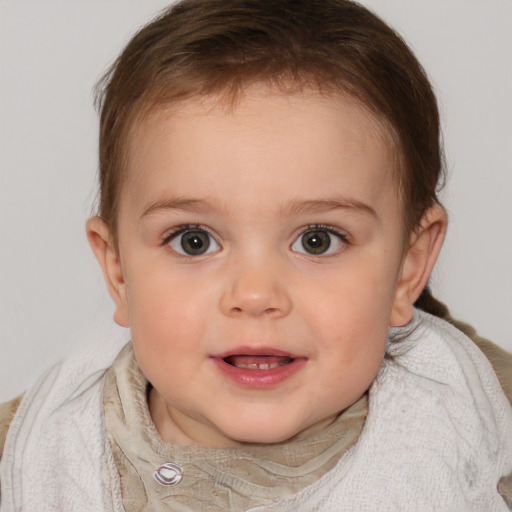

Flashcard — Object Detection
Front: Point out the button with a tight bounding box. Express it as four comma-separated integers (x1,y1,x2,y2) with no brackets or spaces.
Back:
153,462,184,486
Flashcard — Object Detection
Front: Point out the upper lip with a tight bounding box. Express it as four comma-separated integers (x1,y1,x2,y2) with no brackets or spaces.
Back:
210,346,301,359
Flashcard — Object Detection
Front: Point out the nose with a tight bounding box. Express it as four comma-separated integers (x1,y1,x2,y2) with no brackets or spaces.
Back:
219,257,292,318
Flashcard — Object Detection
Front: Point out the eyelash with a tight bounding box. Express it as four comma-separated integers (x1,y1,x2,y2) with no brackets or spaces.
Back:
292,224,349,256
161,224,216,246
160,223,349,257
300,224,349,243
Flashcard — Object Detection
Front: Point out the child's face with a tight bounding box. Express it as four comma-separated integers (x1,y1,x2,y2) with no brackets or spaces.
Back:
107,87,413,446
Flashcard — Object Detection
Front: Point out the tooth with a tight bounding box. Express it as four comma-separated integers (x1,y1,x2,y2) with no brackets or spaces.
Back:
228,358,294,370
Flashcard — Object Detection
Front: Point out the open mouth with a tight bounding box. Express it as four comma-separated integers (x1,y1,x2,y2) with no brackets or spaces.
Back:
211,348,306,387
223,355,294,370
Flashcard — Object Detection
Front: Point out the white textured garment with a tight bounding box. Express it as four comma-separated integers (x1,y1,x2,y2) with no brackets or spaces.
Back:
1,311,512,511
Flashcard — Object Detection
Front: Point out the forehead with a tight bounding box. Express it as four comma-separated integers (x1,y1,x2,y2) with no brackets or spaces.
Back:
121,87,399,219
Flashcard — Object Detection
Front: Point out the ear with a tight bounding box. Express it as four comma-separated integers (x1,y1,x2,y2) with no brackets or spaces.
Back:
390,205,447,326
86,216,130,327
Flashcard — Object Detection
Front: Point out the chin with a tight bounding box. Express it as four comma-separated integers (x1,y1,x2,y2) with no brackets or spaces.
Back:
232,431,296,446
219,419,306,446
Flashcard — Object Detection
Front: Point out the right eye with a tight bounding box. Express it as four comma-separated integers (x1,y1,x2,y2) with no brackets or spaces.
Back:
291,226,347,256
167,228,220,256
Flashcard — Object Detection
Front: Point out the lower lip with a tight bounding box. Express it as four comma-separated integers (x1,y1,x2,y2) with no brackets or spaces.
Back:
210,357,307,388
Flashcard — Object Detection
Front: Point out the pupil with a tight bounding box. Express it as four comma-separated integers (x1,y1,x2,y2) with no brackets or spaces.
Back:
302,230,330,254
181,231,210,255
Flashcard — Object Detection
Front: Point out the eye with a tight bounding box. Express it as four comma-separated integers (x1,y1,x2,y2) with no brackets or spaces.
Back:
291,227,347,256
167,228,220,256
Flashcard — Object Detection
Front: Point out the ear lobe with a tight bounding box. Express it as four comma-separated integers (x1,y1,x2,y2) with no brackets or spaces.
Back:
86,216,130,327
390,206,447,326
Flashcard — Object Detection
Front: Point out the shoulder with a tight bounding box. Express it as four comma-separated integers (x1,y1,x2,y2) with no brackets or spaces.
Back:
0,352,122,509
0,394,23,461
415,290,512,403
417,306,512,508
444,314,512,406
1,338,127,462
442,313,512,508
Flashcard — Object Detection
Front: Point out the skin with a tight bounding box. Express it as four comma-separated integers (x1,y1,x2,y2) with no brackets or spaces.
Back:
88,86,447,447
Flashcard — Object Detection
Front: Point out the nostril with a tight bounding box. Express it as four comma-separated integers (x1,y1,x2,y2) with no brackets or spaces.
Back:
220,278,292,318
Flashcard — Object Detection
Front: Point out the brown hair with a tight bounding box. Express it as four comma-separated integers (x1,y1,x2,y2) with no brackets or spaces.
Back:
95,0,444,247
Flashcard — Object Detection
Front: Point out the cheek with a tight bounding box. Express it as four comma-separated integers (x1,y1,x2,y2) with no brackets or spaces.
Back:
302,263,398,325
298,263,394,365
323,313,388,398
124,266,212,352
323,319,388,371
127,277,212,392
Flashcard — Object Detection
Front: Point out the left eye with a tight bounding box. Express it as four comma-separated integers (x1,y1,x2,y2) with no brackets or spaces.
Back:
167,229,221,256
291,228,346,255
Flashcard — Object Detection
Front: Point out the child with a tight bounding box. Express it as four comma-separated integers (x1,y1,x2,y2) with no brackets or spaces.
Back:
1,0,511,510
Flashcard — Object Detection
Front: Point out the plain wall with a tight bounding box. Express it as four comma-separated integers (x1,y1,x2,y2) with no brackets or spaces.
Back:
1,0,511,401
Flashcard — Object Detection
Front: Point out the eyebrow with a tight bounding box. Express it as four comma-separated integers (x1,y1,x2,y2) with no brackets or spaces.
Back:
280,198,377,218
141,198,213,218
141,196,377,219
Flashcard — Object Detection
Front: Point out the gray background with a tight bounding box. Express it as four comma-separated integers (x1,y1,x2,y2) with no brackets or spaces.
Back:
1,0,511,401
